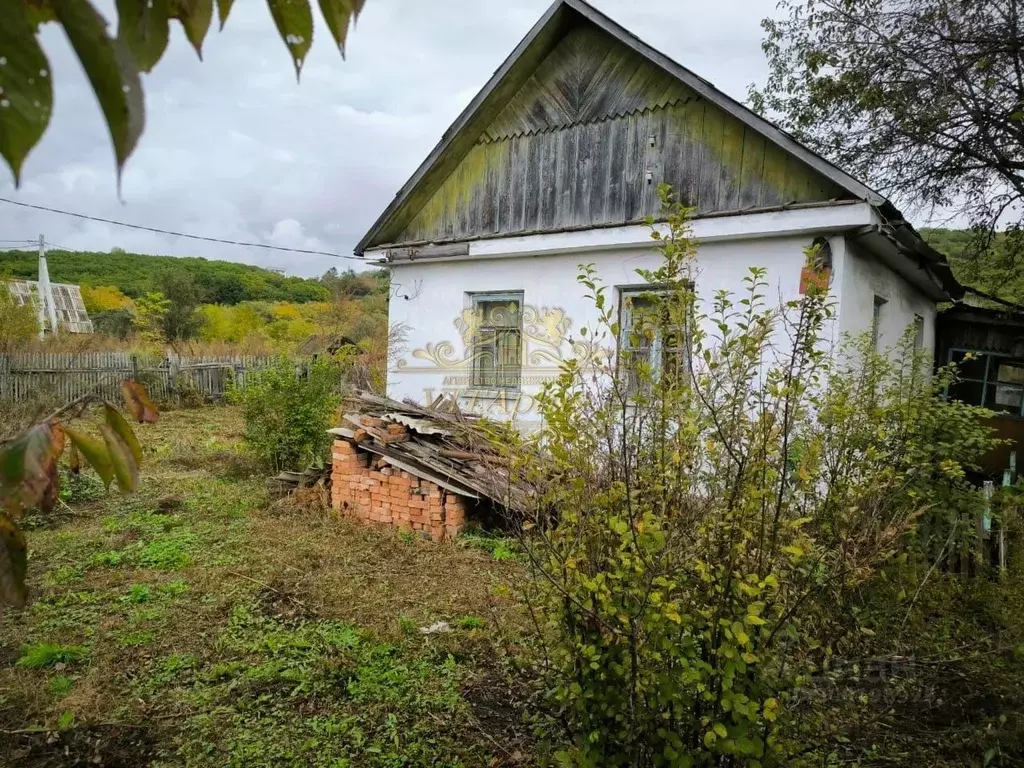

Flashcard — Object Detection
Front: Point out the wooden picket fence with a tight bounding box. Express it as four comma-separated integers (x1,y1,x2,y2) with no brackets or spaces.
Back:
0,353,279,405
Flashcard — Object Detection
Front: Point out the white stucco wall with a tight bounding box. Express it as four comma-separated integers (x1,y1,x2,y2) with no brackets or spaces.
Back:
378,204,938,425
835,240,937,354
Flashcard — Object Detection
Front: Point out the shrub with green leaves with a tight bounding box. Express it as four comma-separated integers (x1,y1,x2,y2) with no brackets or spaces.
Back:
507,186,997,766
229,357,342,471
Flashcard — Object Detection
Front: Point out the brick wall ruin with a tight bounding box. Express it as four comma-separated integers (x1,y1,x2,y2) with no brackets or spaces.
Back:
330,439,468,540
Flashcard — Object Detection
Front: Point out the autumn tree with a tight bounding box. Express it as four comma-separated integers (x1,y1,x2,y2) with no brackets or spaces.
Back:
754,0,1024,281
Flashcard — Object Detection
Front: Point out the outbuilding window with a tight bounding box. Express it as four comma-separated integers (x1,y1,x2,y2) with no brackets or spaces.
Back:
469,292,523,390
947,349,1024,417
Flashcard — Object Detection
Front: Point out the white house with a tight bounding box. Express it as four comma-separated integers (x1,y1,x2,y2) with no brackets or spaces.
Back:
355,0,960,425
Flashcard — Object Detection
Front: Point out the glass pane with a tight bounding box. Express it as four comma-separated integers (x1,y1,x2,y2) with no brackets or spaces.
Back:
950,351,987,380
476,299,520,328
989,383,1024,415
496,329,521,387
471,329,521,388
997,362,1024,385
948,380,985,406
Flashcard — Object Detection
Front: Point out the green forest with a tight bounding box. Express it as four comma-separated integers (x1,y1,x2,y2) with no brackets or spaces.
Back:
922,228,1024,304
0,248,336,305
0,248,390,354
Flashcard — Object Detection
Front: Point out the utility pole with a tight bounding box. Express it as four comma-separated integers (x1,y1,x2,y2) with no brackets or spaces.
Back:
37,234,58,337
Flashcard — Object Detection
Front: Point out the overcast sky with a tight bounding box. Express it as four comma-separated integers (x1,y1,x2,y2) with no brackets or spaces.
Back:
0,0,780,277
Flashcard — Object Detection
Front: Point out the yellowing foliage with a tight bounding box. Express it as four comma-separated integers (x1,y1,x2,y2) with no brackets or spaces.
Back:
81,285,134,314
197,302,331,348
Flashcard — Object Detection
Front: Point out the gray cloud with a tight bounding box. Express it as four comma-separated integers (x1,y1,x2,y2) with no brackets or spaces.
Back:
0,0,778,277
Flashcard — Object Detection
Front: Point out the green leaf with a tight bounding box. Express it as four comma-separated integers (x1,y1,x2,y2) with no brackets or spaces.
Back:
713,722,728,739
64,427,114,489
53,0,145,183
215,0,234,30
268,0,314,79
170,0,214,59
0,514,28,607
121,380,160,424
318,0,363,57
104,403,143,466
116,0,171,73
0,1,54,184
0,422,64,519
100,425,138,493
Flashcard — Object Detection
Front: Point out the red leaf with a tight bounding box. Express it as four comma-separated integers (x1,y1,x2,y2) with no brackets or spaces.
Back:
0,422,65,519
39,462,60,514
121,380,159,424
0,514,28,608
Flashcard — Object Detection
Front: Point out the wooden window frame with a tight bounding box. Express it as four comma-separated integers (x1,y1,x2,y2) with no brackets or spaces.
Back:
617,285,689,397
468,291,524,392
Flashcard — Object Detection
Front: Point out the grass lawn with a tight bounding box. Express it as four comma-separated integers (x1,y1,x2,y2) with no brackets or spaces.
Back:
0,406,531,767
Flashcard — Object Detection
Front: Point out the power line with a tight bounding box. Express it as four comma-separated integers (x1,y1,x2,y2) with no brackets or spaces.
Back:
0,197,362,261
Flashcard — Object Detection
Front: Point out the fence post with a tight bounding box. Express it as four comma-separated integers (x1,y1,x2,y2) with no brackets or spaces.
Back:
0,355,9,401
131,354,139,382
168,353,180,402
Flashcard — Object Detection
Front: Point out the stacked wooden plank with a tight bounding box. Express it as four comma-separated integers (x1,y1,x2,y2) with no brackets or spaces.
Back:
329,391,528,514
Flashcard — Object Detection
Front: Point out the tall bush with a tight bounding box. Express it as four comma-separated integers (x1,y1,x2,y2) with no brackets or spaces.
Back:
0,282,39,353
230,357,342,471
508,187,996,766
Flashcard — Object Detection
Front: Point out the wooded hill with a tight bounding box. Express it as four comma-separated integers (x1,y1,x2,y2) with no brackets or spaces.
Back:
0,248,331,305
922,228,1024,305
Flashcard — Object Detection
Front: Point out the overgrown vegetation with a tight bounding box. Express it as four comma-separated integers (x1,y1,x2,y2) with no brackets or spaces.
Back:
0,407,524,767
229,357,343,472
1,249,391,353
499,189,1023,766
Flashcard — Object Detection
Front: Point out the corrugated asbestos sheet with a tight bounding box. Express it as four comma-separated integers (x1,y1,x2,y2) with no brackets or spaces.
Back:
376,23,847,247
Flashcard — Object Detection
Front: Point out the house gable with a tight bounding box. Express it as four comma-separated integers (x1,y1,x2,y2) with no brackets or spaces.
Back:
365,14,849,251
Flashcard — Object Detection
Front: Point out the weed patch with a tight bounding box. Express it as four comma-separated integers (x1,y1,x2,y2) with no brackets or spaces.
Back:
17,643,89,669
137,532,197,571
47,675,74,698
122,585,152,604
165,604,481,766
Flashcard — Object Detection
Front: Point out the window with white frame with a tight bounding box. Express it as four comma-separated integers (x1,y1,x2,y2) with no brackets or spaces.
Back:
618,287,687,395
469,292,523,390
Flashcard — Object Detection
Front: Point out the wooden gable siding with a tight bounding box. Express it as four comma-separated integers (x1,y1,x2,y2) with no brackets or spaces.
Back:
382,23,846,247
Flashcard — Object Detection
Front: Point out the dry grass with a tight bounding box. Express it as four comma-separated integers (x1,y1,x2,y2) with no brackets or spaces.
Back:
0,406,531,767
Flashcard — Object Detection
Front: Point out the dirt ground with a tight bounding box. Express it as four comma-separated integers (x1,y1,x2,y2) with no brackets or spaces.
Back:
0,406,532,767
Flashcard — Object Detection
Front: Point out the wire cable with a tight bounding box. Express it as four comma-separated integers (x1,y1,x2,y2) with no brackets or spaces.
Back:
0,197,363,261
